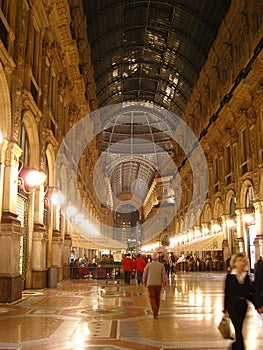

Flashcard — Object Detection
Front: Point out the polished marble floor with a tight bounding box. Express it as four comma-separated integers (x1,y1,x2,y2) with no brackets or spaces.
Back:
0,272,262,350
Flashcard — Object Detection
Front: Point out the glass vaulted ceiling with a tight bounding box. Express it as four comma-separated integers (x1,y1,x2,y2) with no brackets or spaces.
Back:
80,0,231,237
83,0,231,115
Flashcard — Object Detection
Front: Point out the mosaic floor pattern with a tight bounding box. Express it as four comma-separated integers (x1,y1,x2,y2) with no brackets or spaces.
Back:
0,272,262,349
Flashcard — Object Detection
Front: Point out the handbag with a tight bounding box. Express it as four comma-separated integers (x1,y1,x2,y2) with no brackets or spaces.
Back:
218,315,235,340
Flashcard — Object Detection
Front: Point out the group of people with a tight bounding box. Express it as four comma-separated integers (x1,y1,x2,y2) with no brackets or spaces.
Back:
121,253,147,285
224,253,263,350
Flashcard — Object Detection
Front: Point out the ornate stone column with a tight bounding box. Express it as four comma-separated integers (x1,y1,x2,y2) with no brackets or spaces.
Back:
0,142,23,302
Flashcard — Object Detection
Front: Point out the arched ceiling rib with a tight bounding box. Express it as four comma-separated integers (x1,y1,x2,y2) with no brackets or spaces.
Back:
83,0,231,114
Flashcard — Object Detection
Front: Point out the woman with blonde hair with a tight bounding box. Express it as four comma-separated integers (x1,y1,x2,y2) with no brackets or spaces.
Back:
223,252,252,349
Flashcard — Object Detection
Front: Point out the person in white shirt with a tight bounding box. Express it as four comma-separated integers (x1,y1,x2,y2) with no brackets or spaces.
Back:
143,253,167,318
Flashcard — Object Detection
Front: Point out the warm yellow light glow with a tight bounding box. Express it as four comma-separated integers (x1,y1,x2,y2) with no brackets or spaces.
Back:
212,224,221,232
0,131,3,144
226,219,235,228
194,229,201,238
141,243,159,252
202,227,209,234
25,170,46,187
169,236,178,248
244,214,254,224
188,231,194,240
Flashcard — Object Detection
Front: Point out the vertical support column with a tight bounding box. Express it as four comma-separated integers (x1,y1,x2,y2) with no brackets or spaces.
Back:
49,206,63,282
235,209,245,253
79,248,84,260
221,215,231,262
0,142,23,302
63,233,72,278
31,185,48,289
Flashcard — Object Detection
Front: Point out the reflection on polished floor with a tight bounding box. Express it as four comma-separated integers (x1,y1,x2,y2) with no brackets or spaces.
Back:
0,272,262,350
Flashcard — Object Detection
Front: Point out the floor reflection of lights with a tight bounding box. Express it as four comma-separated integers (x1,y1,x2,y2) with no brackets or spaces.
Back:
0,307,11,313
1,272,263,350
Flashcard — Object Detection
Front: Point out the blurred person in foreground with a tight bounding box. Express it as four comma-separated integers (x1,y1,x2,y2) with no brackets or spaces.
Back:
253,257,263,314
224,252,253,350
143,252,167,318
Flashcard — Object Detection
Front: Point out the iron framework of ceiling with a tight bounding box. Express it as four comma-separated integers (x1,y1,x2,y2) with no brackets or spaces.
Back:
83,0,231,115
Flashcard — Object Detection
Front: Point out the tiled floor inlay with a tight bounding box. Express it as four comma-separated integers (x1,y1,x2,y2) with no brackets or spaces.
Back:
0,272,262,350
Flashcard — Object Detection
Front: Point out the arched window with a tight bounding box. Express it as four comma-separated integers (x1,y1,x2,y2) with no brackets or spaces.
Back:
230,196,236,216
245,185,254,209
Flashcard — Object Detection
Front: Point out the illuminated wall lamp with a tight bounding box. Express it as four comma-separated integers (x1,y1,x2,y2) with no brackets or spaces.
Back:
202,227,210,235
212,224,221,232
18,169,46,194
243,214,254,225
226,219,236,228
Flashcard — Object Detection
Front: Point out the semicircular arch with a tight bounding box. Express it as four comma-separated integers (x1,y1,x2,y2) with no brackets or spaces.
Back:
213,197,224,218
240,179,254,208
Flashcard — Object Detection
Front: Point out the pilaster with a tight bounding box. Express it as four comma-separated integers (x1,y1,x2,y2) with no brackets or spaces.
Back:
235,237,245,253
63,233,72,278
31,223,48,288
51,230,63,282
0,142,23,302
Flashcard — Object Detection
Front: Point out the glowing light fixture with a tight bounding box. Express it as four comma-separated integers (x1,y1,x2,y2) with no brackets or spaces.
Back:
226,219,236,228
244,213,254,224
212,224,221,232
25,170,46,187
18,164,47,194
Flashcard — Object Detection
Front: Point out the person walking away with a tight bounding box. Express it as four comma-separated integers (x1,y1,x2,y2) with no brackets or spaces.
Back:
170,252,176,275
163,253,172,278
134,253,146,285
253,258,263,314
223,252,252,350
143,252,167,318
122,253,133,285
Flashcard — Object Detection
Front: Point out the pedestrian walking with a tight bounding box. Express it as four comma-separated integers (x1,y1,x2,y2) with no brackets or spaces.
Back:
122,253,134,285
134,253,146,285
223,252,253,350
143,252,167,318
